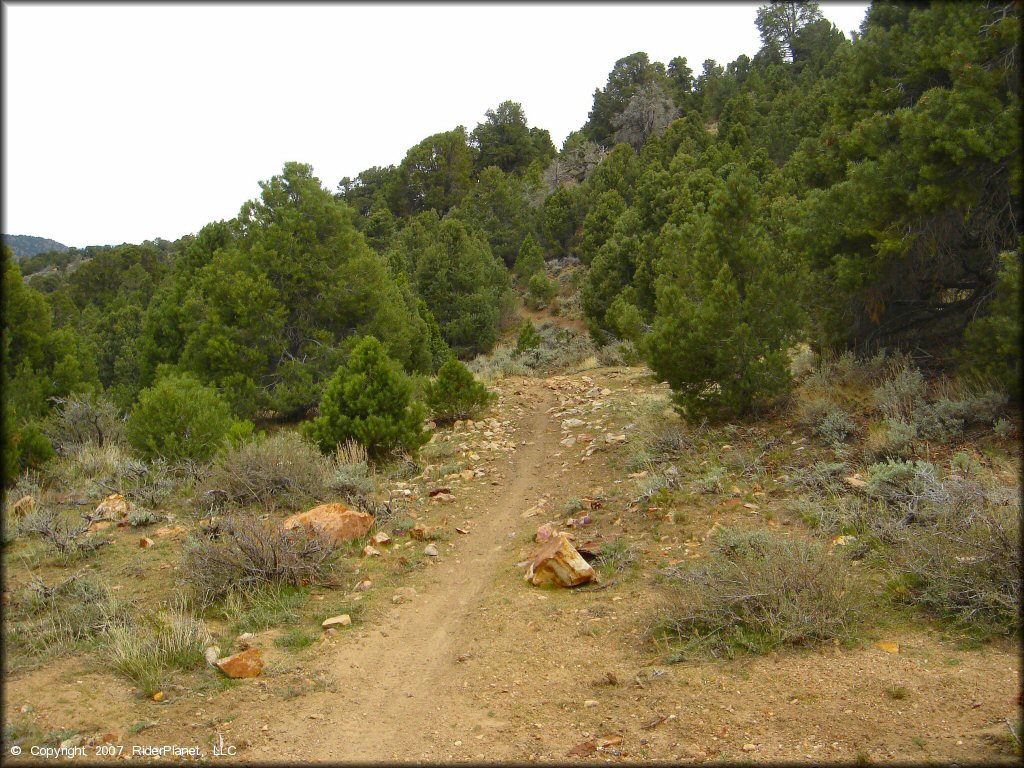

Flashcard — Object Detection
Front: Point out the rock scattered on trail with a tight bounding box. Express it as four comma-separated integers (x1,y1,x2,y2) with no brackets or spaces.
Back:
216,648,264,678
362,545,381,558
281,503,373,547
524,534,596,587
370,531,391,546
321,614,351,629
431,492,457,505
139,537,155,548
424,543,439,557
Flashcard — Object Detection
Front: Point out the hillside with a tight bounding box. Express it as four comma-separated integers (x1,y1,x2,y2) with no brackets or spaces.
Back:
3,234,69,259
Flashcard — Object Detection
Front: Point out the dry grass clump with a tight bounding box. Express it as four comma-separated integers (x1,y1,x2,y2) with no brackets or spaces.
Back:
106,600,211,696
180,513,342,604
197,431,328,512
626,395,693,471
7,571,132,658
324,438,378,503
660,527,864,659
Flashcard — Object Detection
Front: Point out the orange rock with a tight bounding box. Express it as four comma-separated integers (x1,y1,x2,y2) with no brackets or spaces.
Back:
409,522,429,541
95,493,131,520
281,503,373,547
139,537,155,548
525,534,596,587
155,525,185,537
9,495,34,517
89,520,112,532
215,648,264,678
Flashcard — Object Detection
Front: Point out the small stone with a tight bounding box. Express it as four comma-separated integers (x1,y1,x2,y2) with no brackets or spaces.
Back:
742,744,757,752
410,522,429,540
151,692,164,702
321,614,351,629
459,469,475,481
139,537,155,548
370,531,391,546
584,699,599,708
60,735,84,750
362,545,381,558
424,543,439,557
392,587,417,604
355,579,373,591
535,523,555,543
432,493,456,504
559,436,577,448
237,633,255,649
325,628,337,637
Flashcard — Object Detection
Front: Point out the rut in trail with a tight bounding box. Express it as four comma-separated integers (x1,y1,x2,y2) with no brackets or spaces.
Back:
264,382,557,761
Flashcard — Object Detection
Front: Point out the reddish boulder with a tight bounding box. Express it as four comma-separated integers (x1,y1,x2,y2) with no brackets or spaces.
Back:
281,503,373,547
215,648,264,678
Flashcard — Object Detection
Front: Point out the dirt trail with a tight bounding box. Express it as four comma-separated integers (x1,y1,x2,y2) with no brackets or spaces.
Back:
259,381,557,761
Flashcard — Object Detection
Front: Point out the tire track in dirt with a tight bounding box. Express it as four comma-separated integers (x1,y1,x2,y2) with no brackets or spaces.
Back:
260,381,556,761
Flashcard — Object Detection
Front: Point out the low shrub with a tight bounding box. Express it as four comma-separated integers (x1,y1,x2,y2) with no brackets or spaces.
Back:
127,373,237,462
888,504,1020,635
44,393,126,454
595,339,641,367
180,513,342,604
424,358,494,425
17,506,113,561
813,406,855,445
198,431,327,511
661,528,864,658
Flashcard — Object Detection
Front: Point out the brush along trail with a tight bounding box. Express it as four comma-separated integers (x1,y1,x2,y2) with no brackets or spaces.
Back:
2,369,1018,764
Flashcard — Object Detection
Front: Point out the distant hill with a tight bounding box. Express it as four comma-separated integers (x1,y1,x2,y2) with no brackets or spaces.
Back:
3,234,70,259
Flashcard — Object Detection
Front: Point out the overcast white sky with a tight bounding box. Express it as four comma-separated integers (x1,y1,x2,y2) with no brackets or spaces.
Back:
3,2,869,248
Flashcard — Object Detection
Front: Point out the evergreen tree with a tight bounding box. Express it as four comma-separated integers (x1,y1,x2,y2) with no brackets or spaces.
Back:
414,219,512,358
425,357,494,424
304,336,428,458
514,233,545,280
